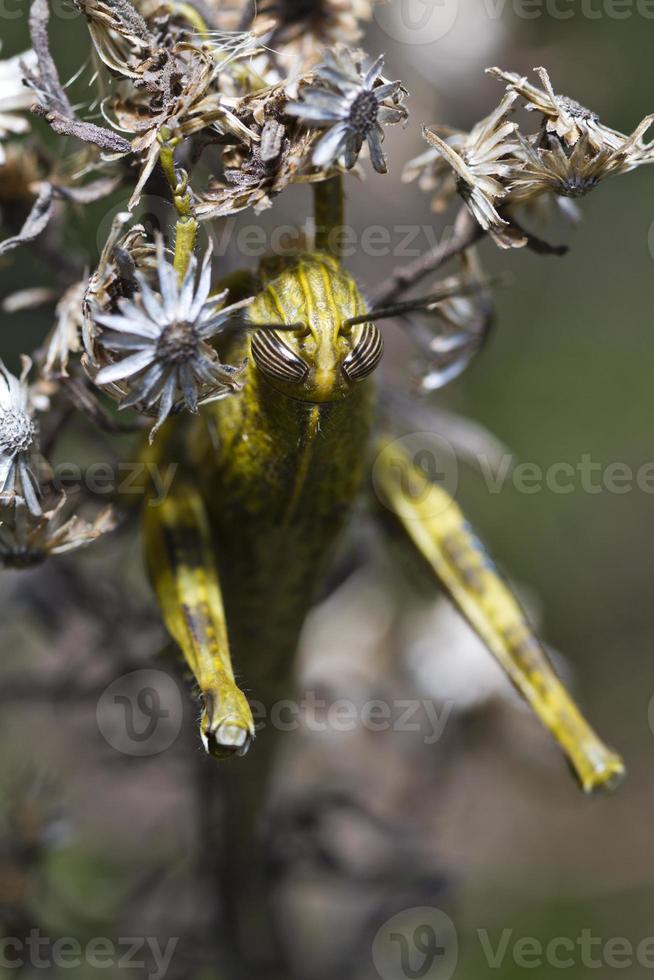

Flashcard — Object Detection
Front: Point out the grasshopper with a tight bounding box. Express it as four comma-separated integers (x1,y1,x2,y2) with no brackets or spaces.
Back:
143,181,624,796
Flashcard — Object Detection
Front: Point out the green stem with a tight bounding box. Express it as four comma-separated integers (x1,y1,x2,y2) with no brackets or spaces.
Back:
312,175,344,258
157,126,198,281
173,217,198,281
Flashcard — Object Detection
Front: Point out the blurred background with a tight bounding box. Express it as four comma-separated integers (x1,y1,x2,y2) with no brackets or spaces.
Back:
2,1,654,977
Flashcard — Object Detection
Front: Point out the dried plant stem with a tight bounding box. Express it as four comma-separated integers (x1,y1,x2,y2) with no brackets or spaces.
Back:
158,127,199,280
374,205,568,309
372,206,483,305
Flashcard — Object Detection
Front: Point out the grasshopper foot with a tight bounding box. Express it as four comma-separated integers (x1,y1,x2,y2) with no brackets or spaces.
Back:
200,687,255,760
576,744,626,795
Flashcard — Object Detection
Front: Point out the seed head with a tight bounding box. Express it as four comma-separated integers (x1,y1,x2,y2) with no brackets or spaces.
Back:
348,89,379,136
0,408,36,455
156,321,199,365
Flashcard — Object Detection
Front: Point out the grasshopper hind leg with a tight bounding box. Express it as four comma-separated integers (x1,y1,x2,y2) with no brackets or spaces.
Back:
143,482,255,759
372,436,625,795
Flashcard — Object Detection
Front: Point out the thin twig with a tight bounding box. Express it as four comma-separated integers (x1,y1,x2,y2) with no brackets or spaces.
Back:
348,275,502,326
511,218,569,256
371,207,482,306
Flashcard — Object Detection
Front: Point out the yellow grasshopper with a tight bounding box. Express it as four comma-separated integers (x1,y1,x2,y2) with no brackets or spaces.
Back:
142,182,624,796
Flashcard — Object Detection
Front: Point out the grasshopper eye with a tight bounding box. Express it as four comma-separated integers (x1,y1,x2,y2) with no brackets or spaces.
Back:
251,329,309,384
342,323,384,381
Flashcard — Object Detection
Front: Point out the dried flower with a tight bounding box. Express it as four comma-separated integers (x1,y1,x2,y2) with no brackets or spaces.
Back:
0,358,42,515
508,120,654,205
195,117,318,219
417,251,493,391
0,492,115,568
411,67,654,245
105,45,257,209
44,282,86,378
83,215,157,359
403,132,466,214
71,0,262,206
92,243,250,440
253,0,377,72
286,48,407,174
488,66,634,153
72,0,155,81
383,251,493,392
0,50,37,164
420,92,526,248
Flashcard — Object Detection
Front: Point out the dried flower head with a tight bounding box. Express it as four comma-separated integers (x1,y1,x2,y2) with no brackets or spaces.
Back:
109,50,255,207
72,0,155,81
83,1,259,209
420,92,526,248
0,50,37,164
253,0,377,72
44,281,85,379
286,48,407,174
92,242,250,441
385,251,493,392
411,66,654,248
0,358,42,515
195,114,318,219
488,66,632,153
507,117,654,205
0,492,115,568
402,131,466,214
417,251,493,391
83,215,157,359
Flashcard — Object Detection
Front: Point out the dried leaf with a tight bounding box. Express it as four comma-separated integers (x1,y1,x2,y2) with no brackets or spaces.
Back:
25,0,131,154
26,0,71,116
52,176,122,204
0,183,54,255
2,287,57,313
33,106,131,154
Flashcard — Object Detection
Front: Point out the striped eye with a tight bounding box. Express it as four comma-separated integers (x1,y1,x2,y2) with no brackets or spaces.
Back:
251,329,309,385
342,322,384,382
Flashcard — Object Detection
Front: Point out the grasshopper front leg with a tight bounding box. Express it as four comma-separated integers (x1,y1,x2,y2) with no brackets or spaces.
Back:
373,438,625,794
143,483,255,758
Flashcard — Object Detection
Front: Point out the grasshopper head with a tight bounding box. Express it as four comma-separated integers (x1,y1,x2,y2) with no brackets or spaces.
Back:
248,252,383,403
